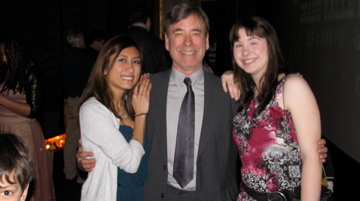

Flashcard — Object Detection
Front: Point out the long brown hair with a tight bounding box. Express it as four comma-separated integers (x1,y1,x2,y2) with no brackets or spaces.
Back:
80,35,143,120
229,16,290,115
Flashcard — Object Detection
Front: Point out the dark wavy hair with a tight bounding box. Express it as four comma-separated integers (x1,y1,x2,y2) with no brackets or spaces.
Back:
229,16,290,115
0,34,33,94
80,35,143,120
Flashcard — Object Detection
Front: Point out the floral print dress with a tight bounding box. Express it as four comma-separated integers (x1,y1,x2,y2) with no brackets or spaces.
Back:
233,75,302,201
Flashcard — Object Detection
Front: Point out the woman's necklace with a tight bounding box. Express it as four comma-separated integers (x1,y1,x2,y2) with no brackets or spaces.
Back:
117,109,128,119
117,101,128,119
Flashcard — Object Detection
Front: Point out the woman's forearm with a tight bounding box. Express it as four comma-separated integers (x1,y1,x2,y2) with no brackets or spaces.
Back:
131,114,146,145
0,95,31,117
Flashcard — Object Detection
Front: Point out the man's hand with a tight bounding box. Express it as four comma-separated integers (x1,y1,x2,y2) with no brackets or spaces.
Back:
221,70,241,100
317,138,328,163
77,140,96,172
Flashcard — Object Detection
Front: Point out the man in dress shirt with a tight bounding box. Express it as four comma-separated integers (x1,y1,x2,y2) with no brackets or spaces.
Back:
142,2,240,200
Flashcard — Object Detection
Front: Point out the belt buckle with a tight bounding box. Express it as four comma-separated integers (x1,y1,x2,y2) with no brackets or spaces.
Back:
268,191,287,201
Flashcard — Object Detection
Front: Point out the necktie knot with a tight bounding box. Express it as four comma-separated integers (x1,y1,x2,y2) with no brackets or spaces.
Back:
184,77,192,86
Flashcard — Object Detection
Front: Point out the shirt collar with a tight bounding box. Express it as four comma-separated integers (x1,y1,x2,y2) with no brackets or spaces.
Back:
170,66,204,88
131,24,147,30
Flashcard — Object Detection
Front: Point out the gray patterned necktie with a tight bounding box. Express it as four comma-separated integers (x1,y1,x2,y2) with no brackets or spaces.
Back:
173,77,195,188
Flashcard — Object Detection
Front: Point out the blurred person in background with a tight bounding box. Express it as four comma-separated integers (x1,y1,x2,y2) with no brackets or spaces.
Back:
0,34,55,201
86,29,108,60
61,29,96,184
122,4,172,74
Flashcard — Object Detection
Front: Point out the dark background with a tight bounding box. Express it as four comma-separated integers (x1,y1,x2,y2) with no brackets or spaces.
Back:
1,0,359,200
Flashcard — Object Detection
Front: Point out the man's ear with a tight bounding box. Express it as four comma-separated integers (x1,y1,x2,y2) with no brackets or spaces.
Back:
146,17,151,32
205,34,210,50
20,184,29,201
165,34,169,51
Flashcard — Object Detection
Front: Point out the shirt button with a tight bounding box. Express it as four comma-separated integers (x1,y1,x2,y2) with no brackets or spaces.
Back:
163,165,166,170
161,193,164,198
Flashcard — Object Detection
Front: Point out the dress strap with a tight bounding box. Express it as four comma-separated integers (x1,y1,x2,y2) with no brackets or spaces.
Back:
274,73,302,102
274,75,287,101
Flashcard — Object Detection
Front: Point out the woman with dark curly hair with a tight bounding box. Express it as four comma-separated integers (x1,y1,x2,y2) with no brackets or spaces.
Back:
0,34,55,201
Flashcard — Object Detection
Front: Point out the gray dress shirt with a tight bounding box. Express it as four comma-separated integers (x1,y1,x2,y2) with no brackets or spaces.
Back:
166,67,205,191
